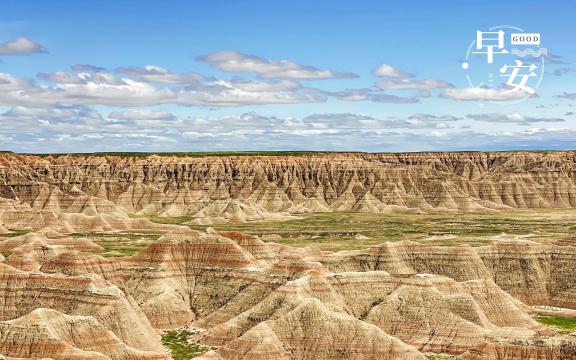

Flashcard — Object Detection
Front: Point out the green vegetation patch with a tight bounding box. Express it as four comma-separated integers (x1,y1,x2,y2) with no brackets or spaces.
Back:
155,209,576,251
424,353,458,360
161,330,213,360
147,216,194,225
73,231,163,258
534,315,576,335
1,229,31,237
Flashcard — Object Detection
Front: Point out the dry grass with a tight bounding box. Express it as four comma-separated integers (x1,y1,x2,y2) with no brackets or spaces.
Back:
73,231,163,258
148,208,576,251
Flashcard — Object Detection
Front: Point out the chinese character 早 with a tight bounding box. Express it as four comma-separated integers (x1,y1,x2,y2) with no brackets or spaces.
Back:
472,30,509,64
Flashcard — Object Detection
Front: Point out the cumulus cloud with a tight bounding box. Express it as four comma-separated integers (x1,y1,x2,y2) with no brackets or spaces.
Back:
185,112,299,132
542,52,568,65
0,37,46,55
552,67,574,76
332,89,419,104
376,79,453,90
441,87,531,101
28,72,174,106
373,64,413,78
467,112,564,124
518,52,567,66
0,69,327,107
296,113,459,129
175,80,326,106
369,93,420,104
1,53,435,108
0,105,103,142
408,113,461,122
116,65,205,84
37,71,128,85
332,89,372,101
198,51,357,79
71,64,106,72
0,107,462,138
0,73,34,91
229,79,301,92
399,113,461,129
2,105,102,124
1,106,575,153
302,113,377,129
556,92,576,100
108,109,176,121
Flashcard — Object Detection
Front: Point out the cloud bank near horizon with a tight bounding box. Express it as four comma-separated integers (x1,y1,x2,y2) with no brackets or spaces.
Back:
0,34,574,152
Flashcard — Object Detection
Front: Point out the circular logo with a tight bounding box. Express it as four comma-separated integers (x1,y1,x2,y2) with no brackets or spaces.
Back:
461,25,546,104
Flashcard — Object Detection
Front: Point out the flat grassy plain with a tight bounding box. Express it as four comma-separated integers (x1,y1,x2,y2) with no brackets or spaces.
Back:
149,209,576,251
8,209,571,259
72,231,163,258
424,354,458,360
534,315,576,335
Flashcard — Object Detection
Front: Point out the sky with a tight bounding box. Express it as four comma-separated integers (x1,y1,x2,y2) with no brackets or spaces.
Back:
0,0,575,153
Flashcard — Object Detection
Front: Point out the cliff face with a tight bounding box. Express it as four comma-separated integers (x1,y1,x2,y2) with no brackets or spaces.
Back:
0,151,575,226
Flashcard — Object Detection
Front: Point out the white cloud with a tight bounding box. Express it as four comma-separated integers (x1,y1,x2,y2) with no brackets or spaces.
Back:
46,75,174,105
0,70,326,107
297,113,459,129
116,65,205,84
552,67,574,77
441,87,531,101
373,64,413,78
332,89,371,101
0,37,45,55
108,109,176,121
408,113,461,122
175,80,326,106
229,79,301,92
37,71,128,85
71,64,106,72
198,51,357,79
369,93,420,104
376,79,453,90
302,113,376,129
0,73,34,91
1,107,574,153
2,105,102,124
466,112,564,124
185,112,299,132
332,89,419,103
556,92,576,100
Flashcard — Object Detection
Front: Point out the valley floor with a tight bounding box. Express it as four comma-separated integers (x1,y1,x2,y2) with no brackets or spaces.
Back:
146,209,576,251
2,209,576,359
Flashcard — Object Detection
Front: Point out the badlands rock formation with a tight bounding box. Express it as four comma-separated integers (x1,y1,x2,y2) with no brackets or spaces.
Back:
0,151,575,359
321,240,576,309
0,228,574,359
0,151,575,227
0,261,166,359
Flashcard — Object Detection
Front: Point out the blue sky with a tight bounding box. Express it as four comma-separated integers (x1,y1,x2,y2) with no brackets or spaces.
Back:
0,0,575,152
